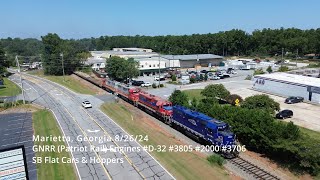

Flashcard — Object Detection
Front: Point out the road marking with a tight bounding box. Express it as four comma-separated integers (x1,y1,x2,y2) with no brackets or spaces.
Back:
87,129,100,133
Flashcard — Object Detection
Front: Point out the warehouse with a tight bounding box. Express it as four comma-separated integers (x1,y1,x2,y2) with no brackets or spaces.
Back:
135,56,167,76
161,54,224,68
253,73,320,104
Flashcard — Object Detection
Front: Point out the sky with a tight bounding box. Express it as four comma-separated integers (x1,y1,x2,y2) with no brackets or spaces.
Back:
1,0,320,39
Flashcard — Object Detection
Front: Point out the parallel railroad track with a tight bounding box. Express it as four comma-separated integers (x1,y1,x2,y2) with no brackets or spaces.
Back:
228,157,280,180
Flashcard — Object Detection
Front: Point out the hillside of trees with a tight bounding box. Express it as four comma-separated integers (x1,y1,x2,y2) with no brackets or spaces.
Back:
1,28,320,67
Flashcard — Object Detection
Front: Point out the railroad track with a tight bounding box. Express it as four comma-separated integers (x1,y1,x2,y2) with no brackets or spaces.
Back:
228,157,280,180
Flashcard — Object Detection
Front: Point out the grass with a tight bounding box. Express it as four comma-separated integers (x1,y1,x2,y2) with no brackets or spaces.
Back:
0,78,22,97
184,89,204,100
298,126,320,141
33,109,77,180
28,70,96,95
100,102,230,180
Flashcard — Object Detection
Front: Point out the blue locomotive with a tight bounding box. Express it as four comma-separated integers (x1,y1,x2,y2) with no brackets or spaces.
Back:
172,105,238,158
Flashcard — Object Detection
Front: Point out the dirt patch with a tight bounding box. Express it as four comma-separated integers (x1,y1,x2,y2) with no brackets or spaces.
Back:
70,74,106,95
0,104,41,114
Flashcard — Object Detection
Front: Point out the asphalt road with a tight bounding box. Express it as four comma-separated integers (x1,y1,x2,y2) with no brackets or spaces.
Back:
8,71,175,180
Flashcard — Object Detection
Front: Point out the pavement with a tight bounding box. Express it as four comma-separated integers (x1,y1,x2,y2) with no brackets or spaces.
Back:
139,70,320,132
0,112,37,180
7,71,175,180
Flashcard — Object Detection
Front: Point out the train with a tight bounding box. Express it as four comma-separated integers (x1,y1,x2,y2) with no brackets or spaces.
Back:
74,71,239,158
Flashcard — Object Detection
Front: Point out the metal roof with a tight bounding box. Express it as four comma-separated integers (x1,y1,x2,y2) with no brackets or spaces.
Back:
255,72,320,87
162,54,223,61
91,50,158,56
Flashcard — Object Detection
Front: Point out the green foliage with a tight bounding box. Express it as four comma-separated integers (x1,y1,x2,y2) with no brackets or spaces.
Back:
41,33,83,75
204,74,208,81
171,74,177,81
245,75,252,80
253,68,265,75
207,154,225,167
242,94,280,114
199,74,204,81
266,66,273,73
152,83,157,88
169,90,189,106
0,46,9,75
226,94,243,105
190,77,196,83
105,56,139,81
307,63,320,68
159,84,164,88
201,84,230,100
278,65,289,72
190,97,198,110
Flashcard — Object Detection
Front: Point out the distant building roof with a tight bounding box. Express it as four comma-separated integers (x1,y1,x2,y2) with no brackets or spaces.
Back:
134,56,168,61
161,54,223,60
255,72,320,87
90,50,158,56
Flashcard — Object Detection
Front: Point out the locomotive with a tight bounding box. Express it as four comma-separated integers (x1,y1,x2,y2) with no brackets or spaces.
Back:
74,72,239,158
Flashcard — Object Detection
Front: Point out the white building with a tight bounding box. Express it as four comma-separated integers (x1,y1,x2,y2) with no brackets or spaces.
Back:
135,56,167,76
253,73,320,104
112,47,153,53
162,54,224,68
90,50,158,60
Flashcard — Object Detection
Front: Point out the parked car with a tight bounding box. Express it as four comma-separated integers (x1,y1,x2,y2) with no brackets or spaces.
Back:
285,96,304,104
209,75,220,80
154,76,165,81
276,109,293,119
141,82,152,87
132,80,144,86
82,100,92,108
200,70,209,74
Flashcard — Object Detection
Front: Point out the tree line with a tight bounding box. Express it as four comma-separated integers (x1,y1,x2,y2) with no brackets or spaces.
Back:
169,86,320,176
1,28,320,75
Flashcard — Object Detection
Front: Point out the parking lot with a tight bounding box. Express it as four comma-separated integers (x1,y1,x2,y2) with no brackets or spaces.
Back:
0,112,37,180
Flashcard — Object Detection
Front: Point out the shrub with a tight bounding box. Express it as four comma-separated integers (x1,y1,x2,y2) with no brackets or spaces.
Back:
199,74,204,81
204,74,208,81
226,94,243,106
190,77,196,83
253,68,265,75
266,66,273,73
242,94,280,114
245,75,252,80
152,83,157,88
278,65,289,72
159,84,164,88
171,74,177,81
207,154,225,167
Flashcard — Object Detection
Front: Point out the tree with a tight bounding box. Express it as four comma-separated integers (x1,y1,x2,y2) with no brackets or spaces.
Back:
242,94,280,114
0,46,9,74
204,74,208,81
278,66,289,72
199,74,204,81
266,66,273,73
253,68,265,75
226,94,243,106
201,84,230,100
171,74,177,81
169,90,189,106
41,33,64,75
105,56,139,82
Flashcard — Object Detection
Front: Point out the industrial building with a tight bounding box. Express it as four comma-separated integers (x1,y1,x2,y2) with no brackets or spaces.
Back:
135,56,167,76
253,73,320,104
162,54,224,68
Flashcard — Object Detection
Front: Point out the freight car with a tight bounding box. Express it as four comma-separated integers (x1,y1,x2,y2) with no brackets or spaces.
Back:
173,105,238,158
76,70,238,158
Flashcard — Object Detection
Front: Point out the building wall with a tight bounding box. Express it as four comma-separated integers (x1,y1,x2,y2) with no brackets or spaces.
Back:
253,77,320,104
179,58,223,68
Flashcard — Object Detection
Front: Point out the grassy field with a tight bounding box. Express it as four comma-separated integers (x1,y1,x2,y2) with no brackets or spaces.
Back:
0,78,21,97
100,102,230,180
184,89,203,100
33,109,77,180
28,70,96,95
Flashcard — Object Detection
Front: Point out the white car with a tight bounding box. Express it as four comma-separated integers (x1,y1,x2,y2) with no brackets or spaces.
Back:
210,75,220,80
141,82,152,87
82,101,92,108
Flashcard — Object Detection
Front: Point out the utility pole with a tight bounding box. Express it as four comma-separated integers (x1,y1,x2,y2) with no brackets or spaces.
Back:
296,49,299,67
15,56,25,104
281,48,284,61
158,55,161,87
60,53,65,82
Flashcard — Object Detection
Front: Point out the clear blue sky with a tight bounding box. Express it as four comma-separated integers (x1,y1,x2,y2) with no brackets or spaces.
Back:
1,0,320,39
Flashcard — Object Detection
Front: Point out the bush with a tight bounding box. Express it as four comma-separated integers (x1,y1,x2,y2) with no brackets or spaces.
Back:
204,74,208,81
199,74,204,81
245,75,252,80
190,77,196,83
226,94,243,106
253,68,265,75
152,83,157,88
207,154,225,167
201,84,230,100
171,74,177,81
242,94,280,114
266,66,273,73
159,84,164,88
278,65,289,72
